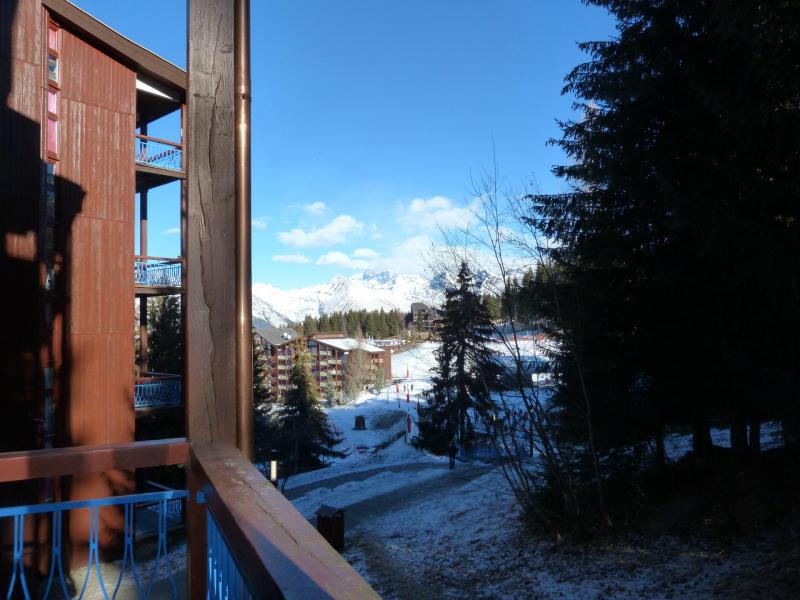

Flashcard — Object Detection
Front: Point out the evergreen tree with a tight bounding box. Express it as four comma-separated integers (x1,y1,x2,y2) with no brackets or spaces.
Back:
418,262,500,453
532,0,800,465
148,295,183,375
275,355,344,475
252,330,276,463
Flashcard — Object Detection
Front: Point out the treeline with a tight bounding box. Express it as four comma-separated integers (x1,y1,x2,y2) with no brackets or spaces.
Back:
526,0,800,529
482,266,547,325
300,308,405,339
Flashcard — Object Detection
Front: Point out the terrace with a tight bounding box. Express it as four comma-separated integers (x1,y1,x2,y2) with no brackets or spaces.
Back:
135,373,182,410
0,441,375,598
134,256,183,293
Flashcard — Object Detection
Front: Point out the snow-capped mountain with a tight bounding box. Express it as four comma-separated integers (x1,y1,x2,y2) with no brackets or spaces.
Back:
252,270,444,327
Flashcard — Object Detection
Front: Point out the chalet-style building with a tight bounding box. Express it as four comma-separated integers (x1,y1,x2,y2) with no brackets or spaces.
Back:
1,0,375,595
255,328,392,401
308,333,392,396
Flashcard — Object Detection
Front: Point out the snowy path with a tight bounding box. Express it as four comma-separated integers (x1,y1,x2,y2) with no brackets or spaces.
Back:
344,463,494,529
285,461,454,500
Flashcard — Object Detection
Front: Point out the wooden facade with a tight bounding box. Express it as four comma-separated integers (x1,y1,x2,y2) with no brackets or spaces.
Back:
1,0,186,566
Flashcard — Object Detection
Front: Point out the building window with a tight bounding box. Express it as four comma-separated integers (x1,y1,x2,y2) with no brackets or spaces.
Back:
46,118,58,153
47,54,58,82
47,89,58,115
45,162,56,223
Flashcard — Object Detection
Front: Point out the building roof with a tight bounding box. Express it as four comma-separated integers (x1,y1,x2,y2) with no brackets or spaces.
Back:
42,0,186,93
255,326,299,347
317,338,385,354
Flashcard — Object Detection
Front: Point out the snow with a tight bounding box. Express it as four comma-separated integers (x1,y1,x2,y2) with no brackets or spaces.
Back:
284,340,792,598
318,337,384,353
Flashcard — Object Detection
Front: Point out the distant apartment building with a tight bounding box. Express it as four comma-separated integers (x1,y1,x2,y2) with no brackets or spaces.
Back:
254,325,300,399
254,328,392,400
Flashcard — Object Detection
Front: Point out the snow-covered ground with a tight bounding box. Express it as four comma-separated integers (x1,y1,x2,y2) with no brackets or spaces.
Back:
285,341,792,599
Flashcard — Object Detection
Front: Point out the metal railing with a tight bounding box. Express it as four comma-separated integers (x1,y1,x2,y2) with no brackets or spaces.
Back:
1,490,187,599
135,134,183,171
206,512,252,599
135,373,182,409
135,256,183,289
136,481,185,538
0,439,377,599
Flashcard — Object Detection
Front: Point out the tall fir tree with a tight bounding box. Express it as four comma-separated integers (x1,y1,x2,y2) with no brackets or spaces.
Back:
276,354,344,475
148,295,183,376
252,330,276,464
532,0,800,465
419,261,500,453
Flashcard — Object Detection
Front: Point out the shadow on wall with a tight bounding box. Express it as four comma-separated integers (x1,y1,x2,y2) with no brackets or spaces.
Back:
1,0,85,587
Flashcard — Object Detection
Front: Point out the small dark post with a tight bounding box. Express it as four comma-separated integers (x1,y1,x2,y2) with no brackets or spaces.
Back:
316,505,345,552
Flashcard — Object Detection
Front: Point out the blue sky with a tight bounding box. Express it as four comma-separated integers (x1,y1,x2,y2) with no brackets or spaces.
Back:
74,0,614,288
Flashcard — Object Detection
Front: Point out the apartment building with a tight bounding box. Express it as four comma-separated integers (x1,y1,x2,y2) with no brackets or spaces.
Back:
254,328,392,400
1,0,186,563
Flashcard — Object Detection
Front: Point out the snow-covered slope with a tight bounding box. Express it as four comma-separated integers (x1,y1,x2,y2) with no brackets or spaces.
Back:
253,270,443,326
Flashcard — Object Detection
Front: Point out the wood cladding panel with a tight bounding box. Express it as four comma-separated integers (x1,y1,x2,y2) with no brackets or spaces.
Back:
186,0,237,447
67,217,132,334
59,29,135,117
55,27,136,452
67,332,134,444
0,0,40,66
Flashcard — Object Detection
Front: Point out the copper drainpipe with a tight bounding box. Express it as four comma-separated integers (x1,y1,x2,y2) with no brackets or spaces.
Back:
234,0,254,460
139,123,149,373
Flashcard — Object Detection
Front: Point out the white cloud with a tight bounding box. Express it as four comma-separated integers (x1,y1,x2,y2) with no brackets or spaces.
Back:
315,251,370,270
303,201,326,214
278,215,363,248
252,216,268,230
352,247,379,259
272,254,311,264
397,196,478,231
163,227,180,235
378,235,434,274
369,223,383,241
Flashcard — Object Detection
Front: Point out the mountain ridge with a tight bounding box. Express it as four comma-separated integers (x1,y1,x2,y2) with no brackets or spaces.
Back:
252,270,444,328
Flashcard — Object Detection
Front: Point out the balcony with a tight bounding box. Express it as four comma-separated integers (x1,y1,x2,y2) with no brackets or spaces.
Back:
135,373,182,410
135,134,183,171
135,256,183,294
135,134,185,192
0,440,377,599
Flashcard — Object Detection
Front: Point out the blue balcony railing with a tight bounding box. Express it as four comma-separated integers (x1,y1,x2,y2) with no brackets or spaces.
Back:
135,256,182,289
206,512,252,599
1,490,187,600
135,134,183,171
135,374,182,409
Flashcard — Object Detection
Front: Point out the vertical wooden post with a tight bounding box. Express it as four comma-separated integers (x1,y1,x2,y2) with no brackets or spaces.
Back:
186,0,237,595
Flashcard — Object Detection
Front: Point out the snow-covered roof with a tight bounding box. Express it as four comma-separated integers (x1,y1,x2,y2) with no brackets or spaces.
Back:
317,338,384,354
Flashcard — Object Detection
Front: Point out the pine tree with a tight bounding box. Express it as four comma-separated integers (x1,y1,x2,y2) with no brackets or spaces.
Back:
418,262,500,453
148,295,183,375
275,354,344,475
252,330,276,463
532,0,800,465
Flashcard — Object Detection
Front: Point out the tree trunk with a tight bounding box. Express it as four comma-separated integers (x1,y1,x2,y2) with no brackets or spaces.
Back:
748,416,761,453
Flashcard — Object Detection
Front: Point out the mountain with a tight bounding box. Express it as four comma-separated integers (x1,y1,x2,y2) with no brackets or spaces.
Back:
252,270,444,327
